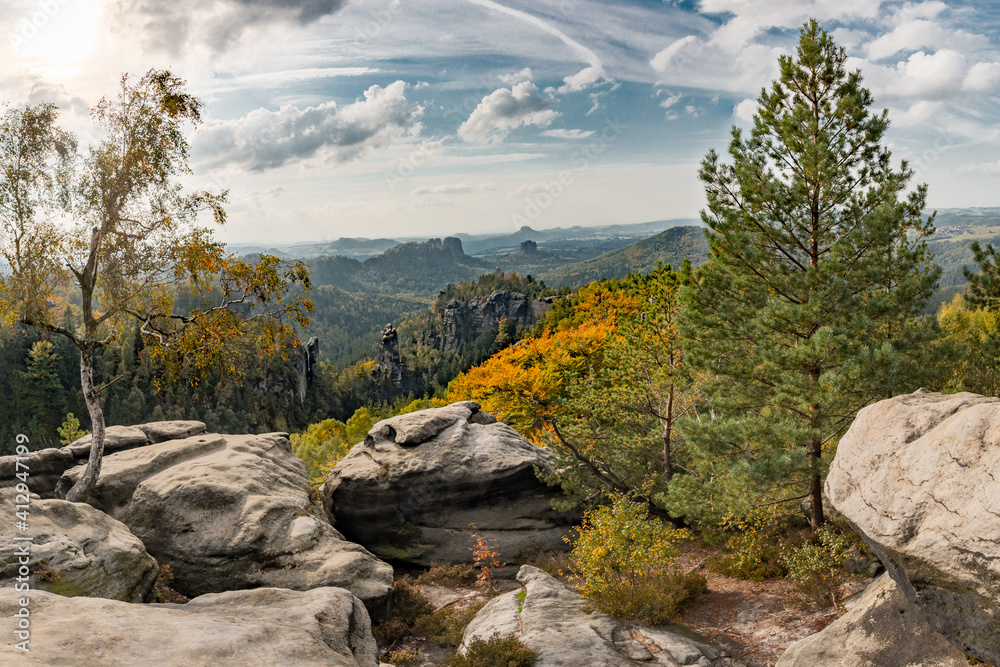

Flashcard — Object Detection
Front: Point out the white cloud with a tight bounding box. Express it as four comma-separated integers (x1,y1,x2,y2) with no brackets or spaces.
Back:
650,36,698,73
120,0,348,54
553,65,608,94
412,183,475,195
734,98,758,121
196,81,417,170
965,62,1000,93
698,0,882,50
458,81,560,142
499,68,533,84
959,160,1000,176
660,92,683,109
892,100,945,126
540,128,596,139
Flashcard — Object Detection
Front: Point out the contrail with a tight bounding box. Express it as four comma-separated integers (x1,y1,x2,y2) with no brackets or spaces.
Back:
461,0,603,71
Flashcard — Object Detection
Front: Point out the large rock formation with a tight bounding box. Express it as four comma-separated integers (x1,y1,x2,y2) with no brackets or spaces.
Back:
321,402,575,567
0,421,205,497
440,290,553,352
296,336,321,403
0,586,379,666
776,574,967,666
374,323,402,387
826,389,1000,664
56,431,393,618
0,490,159,602
461,565,744,666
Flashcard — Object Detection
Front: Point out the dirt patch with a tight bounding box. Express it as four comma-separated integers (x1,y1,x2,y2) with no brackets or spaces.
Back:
673,544,866,667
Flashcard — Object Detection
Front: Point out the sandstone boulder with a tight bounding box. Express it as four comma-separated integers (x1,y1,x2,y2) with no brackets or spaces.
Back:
827,390,1000,664
776,573,967,666
0,421,205,497
0,586,379,666
460,565,744,666
56,431,393,618
321,402,575,567
0,489,158,602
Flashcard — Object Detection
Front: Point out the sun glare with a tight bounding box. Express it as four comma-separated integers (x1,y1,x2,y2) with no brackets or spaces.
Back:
11,0,105,77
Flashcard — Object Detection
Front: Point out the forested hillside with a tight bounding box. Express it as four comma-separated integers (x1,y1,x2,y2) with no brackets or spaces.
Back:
540,226,708,287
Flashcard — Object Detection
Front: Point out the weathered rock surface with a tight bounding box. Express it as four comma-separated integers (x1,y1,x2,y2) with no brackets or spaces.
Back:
827,389,1000,664
0,586,379,666
440,290,552,352
0,489,158,602
321,402,575,567
776,573,967,666
0,421,205,497
56,431,393,617
460,565,744,666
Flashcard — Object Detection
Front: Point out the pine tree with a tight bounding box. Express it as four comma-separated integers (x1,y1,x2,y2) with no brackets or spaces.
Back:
679,20,941,527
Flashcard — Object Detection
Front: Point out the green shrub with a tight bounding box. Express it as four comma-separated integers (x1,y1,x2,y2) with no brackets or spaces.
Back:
513,541,570,577
782,525,856,606
444,632,536,667
385,646,421,667
416,563,477,586
372,577,435,643
568,494,699,623
707,506,787,581
414,601,486,647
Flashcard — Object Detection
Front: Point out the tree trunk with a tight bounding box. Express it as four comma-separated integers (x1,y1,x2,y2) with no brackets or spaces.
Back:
662,381,674,483
808,434,824,528
64,345,105,503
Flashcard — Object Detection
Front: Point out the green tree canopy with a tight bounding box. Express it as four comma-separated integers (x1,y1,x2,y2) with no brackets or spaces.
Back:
679,20,941,527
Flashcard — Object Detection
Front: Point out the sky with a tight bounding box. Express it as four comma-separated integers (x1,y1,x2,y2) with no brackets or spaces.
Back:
1,0,998,245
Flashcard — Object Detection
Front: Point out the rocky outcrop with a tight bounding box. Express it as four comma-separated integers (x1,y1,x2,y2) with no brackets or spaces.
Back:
826,389,1000,664
444,236,464,256
776,574,967,666
56,431,393,618
296,336,321,403
0,489,159,602
0,586,379,666
440,290,552,352
460,565,744,666
519,239,537,254
321,402,575,567
375,323,402,387
0,421,205,497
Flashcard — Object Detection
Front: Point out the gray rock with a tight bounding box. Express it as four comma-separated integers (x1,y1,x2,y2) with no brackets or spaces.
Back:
0,586,378,666
135,420,207,444
0,489,158,602
0,421,205,497
57,431,393,619
776,574,967,666
440,290,552,352
826,390,1000,664
459,565,742,667
321,402,575,567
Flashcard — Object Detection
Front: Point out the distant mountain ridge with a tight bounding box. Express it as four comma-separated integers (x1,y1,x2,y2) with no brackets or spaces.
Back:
540,225,708,287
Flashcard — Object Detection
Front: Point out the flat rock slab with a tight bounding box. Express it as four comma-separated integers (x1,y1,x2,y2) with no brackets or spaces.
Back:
827,390,1000,664
0,489,158,602
57,432,393,618
776,573,967,666
0,586,379,666
321,401,575,567
0,421,205,497
460,565,745,666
